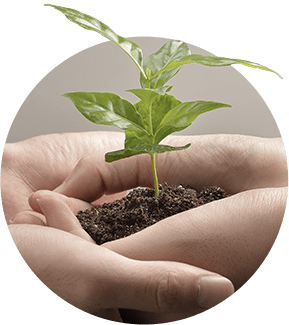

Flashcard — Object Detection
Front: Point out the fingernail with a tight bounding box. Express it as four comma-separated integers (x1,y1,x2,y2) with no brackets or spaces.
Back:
197,275,234,309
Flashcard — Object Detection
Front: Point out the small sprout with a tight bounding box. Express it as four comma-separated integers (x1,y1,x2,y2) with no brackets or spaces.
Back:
46,4,282,197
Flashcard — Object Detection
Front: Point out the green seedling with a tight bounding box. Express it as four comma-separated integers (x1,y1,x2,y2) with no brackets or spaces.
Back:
46,4,282,197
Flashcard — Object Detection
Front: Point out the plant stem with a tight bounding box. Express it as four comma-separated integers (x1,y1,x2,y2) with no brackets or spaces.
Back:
150,153,159,197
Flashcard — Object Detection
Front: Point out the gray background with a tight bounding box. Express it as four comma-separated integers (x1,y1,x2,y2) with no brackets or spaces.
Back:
6,37,280,143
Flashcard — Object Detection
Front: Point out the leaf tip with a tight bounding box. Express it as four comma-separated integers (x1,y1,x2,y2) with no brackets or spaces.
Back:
105,152,116,163
277,73,283,79
105,149,128,163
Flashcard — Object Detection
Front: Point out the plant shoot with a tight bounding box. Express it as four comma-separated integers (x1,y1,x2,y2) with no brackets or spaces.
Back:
46,4,282,197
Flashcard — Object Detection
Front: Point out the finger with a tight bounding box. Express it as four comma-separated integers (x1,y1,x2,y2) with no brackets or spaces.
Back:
10,223,234,319
81,245,235,315
54,151,154,202
122,262,235,314
103,187,287,290
29,190,95,243
29,190,93,215
46,234,234,315
10,210,46,226
55,135,288,203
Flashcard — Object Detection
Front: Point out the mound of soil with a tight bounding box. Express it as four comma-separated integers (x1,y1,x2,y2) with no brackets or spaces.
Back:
76,183,229,245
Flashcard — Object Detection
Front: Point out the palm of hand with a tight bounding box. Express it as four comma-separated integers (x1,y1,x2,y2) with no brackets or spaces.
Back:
1,132,124,221
4,132,285,249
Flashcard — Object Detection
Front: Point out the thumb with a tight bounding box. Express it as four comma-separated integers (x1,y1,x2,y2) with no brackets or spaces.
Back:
29,190,95,243
76,243,234,318
11,212,234,320
54,152,153,202
95,253,235,315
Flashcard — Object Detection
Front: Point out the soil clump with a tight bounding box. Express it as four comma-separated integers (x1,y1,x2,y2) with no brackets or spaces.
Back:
76,183,229,245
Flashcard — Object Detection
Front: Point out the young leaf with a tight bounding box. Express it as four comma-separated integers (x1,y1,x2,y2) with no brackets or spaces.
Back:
129,91,183,139
62,92,149,133
154,100,232,143
183,55,282,77
124,128,153,148
149,54,282,83
127,86,173,100
127,89,177,131
140,40,191,88
46,5,283,197
45,4,146,79
122,96,181,147
105,143,191,162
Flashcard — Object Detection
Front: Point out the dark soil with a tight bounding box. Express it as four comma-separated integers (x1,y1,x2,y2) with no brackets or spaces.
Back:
76,183,229,245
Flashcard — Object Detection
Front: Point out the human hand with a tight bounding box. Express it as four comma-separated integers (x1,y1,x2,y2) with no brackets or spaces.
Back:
10,191,234,323
54,132,287,200
1,132,126,222
1,133,233,323
51,132,287,290
4,132,287,323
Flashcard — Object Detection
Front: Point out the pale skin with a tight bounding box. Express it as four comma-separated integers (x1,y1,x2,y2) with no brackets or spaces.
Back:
2,132,287,323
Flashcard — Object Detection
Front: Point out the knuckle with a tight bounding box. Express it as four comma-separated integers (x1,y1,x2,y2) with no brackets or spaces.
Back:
155,269,183,313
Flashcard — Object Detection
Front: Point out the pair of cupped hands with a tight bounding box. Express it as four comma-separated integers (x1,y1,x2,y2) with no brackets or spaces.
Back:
3,131,287,323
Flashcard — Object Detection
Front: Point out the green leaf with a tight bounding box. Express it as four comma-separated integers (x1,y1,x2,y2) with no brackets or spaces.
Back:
154,100,232,143
150,54,282,81
150,94,183,136
45,4,146,78
127,86,173,100
124,128,153,148
46,4,282,198
105,143,191,162
129,92,182,139
127,88,174,127
62,92,149,133
183,56,282,78
140,40,191,88
127,89,166,133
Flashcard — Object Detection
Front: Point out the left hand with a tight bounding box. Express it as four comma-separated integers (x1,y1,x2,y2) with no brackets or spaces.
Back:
1,132,126,222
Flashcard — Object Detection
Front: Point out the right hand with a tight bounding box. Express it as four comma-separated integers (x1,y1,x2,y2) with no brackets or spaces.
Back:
11,191,234,323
